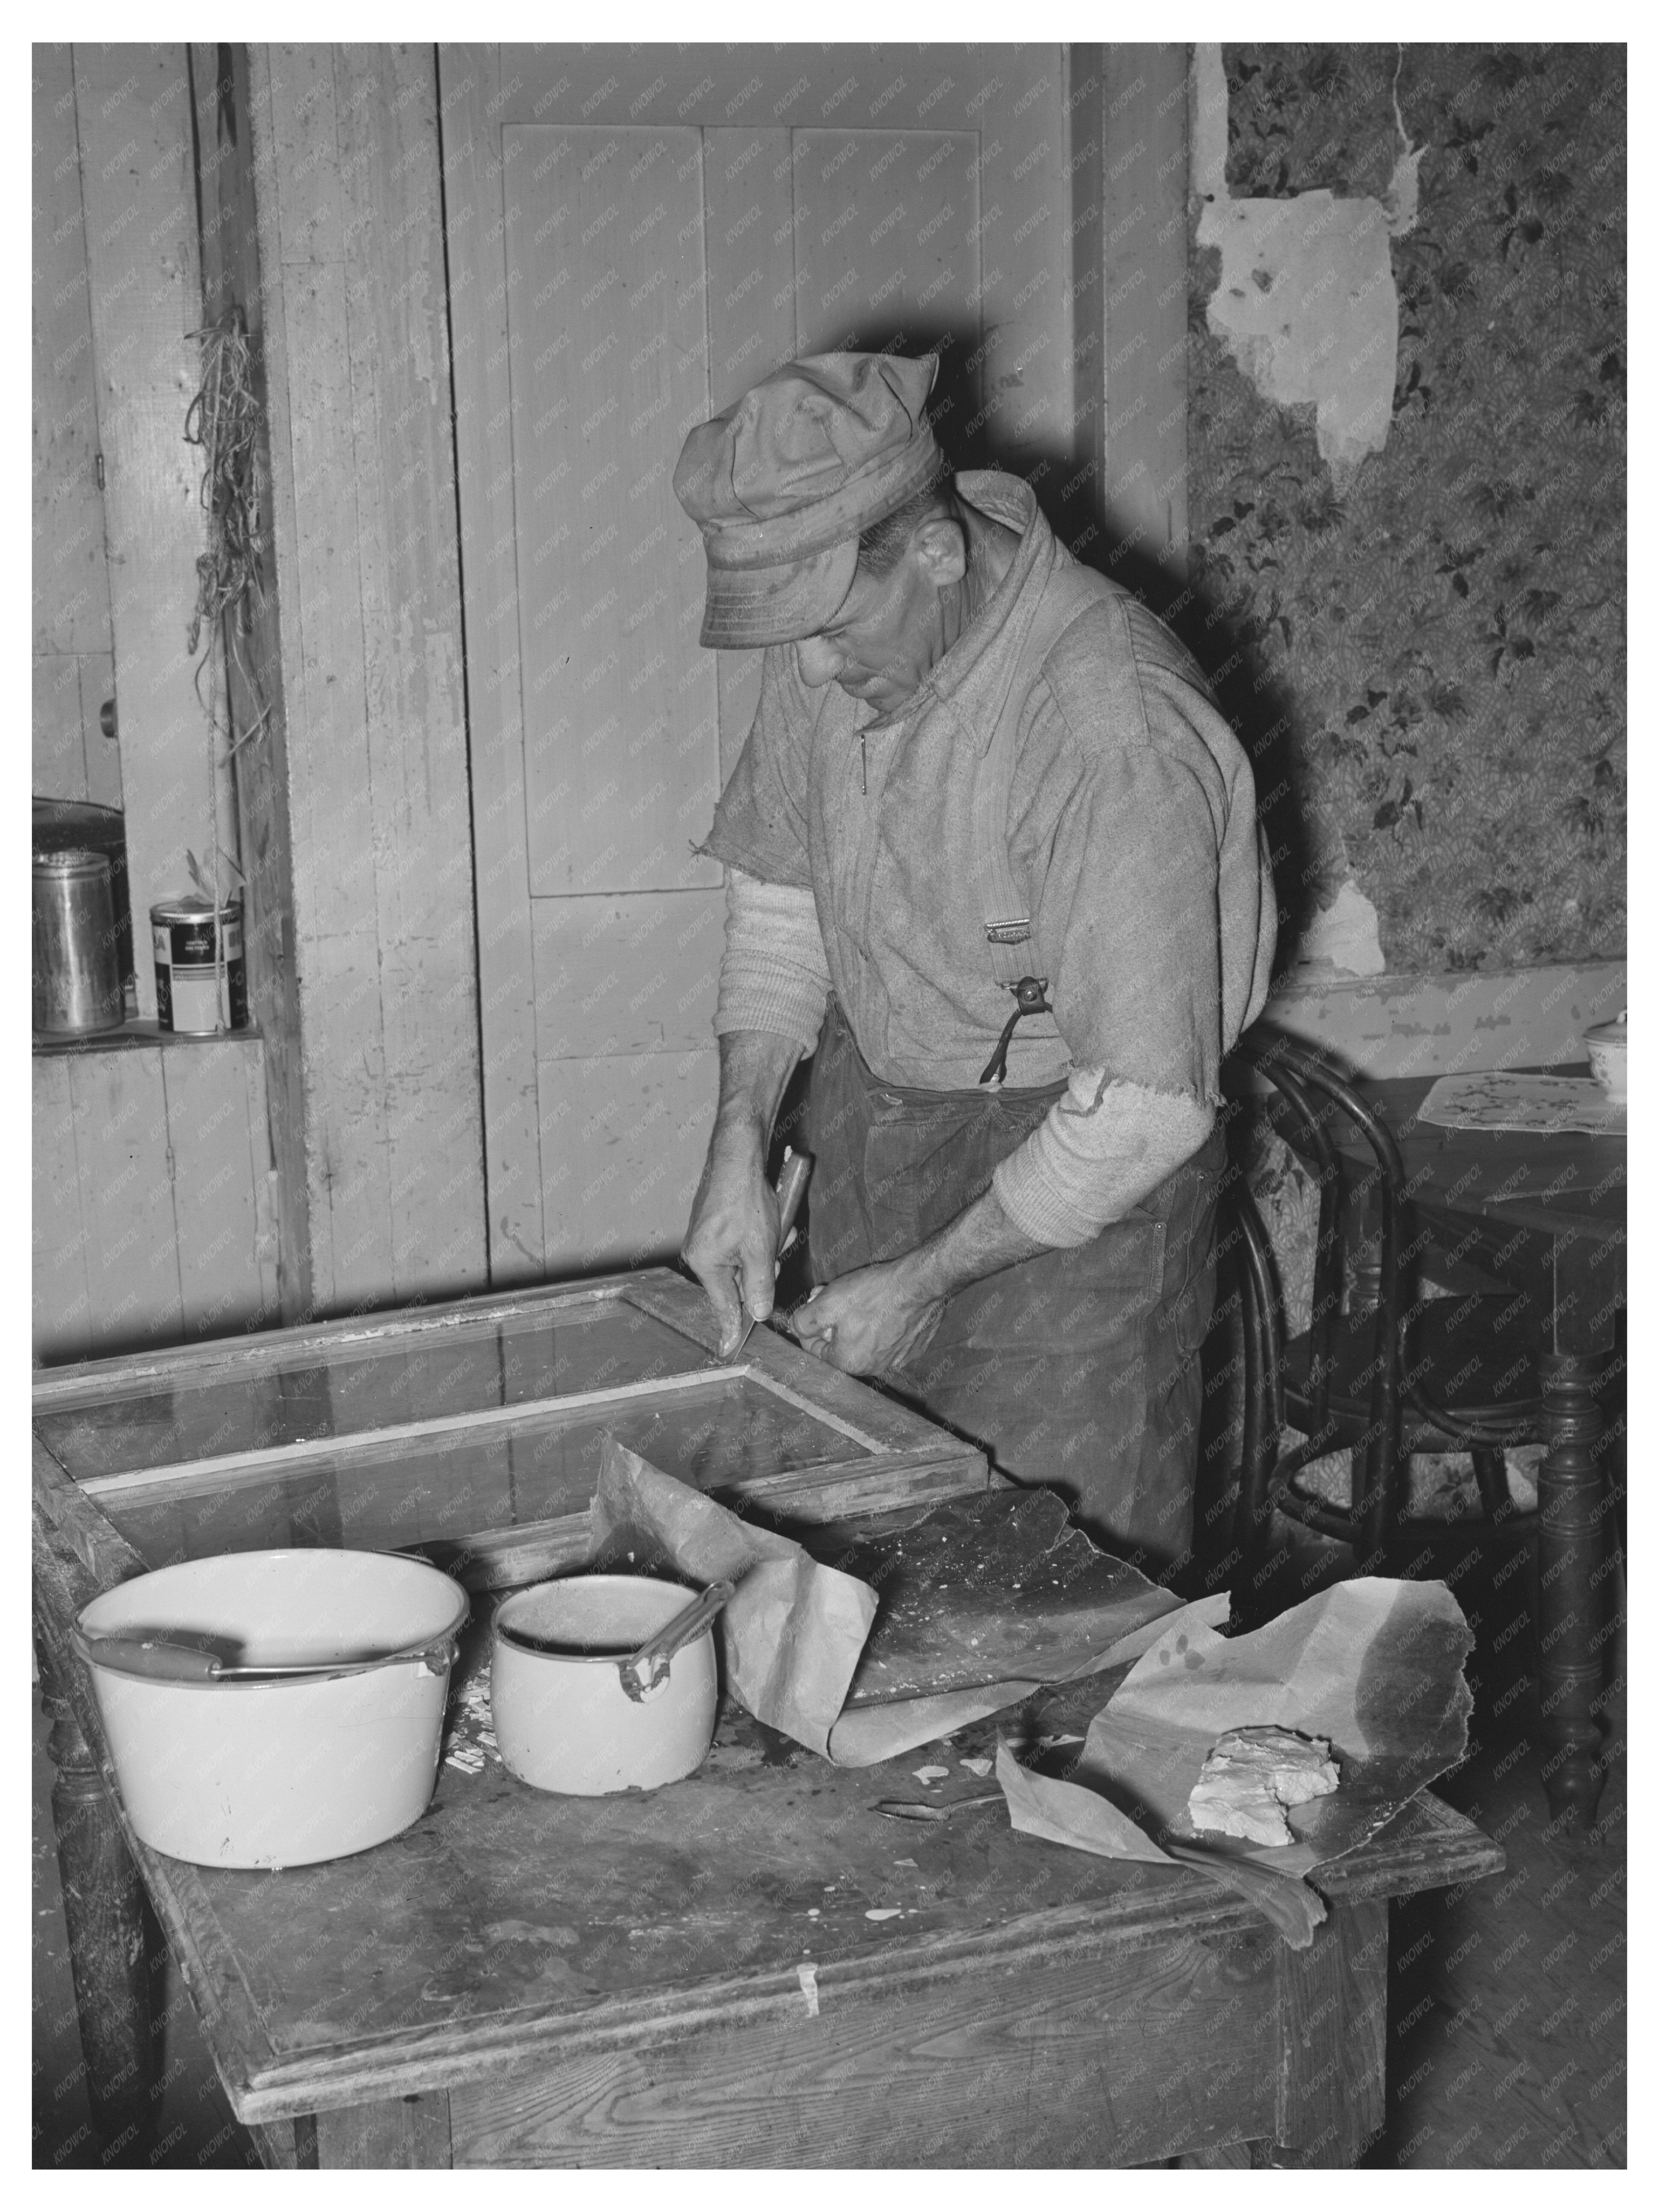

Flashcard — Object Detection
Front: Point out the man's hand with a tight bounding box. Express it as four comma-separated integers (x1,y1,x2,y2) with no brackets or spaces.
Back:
681,1030,802,1358
790,1257,946,1379
790,1180,1051,1378
682,1123,780,1358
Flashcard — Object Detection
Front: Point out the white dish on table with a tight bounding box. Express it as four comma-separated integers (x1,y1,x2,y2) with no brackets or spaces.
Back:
1583,1013,1627,1102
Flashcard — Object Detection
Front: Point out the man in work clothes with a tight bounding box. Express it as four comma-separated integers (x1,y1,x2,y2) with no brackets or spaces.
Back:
673,353,1275,1575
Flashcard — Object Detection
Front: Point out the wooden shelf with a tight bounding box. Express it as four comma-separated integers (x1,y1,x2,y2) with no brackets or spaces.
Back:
32,1019,263,1058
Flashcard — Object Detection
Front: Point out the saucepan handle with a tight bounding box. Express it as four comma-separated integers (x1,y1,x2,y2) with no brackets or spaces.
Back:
619,1579,736,1703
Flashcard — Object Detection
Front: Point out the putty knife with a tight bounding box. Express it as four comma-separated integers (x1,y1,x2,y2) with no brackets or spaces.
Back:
726,1146,812,1362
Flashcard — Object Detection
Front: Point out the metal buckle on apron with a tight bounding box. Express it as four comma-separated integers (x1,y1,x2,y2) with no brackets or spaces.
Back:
979,972,1052,1089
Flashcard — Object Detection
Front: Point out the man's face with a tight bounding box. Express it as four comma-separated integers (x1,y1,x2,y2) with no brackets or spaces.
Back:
792,521,964,711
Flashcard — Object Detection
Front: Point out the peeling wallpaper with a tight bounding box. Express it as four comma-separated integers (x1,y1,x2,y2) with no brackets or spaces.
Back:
1185,44,1626,973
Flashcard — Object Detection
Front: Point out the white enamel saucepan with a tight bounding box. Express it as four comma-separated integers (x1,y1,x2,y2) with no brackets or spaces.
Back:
490,1574,731,1795
74,1549,469,1869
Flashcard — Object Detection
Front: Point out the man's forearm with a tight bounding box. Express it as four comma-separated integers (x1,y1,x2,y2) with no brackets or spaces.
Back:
792,1174,1049,1377
713,1028,802,1152
894,1181,1049,1304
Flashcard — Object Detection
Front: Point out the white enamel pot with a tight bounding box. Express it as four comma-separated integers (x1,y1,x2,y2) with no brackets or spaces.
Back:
74,1549,468,1869
491,1574,718,1795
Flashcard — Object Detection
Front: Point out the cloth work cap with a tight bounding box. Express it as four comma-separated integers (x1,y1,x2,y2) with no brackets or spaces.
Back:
674,352,944,648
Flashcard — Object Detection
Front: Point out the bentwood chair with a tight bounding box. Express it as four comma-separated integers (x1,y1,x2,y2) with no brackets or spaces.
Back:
1223,1031,1544,1610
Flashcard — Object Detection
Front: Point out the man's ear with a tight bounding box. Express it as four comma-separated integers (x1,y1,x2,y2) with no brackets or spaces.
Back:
911,515,968,587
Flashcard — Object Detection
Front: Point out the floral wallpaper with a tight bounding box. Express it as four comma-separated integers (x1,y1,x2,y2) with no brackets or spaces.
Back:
1187,43,1626,971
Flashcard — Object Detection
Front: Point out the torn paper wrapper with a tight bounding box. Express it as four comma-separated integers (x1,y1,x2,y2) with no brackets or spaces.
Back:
589,1441,874,1758
1000,1577,1474,1882
586,1443,1215,1766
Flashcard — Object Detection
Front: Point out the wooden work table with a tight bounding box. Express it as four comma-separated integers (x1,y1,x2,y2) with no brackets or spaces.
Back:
35,1439,1502,2169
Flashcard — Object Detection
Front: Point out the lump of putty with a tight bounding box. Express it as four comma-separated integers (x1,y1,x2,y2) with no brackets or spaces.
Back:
1187,1726,1340,1848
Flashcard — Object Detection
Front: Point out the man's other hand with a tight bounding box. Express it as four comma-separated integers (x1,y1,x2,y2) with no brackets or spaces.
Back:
789,1258,946,1379
790,1181,1049,1378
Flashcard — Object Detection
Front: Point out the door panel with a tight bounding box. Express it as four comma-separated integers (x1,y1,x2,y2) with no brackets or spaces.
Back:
530,893,721,1060
535,1053,718,1274
445,46,1074,1282
702,124,801,790
507,126,721,898
703,127,796,411
792,131,982,361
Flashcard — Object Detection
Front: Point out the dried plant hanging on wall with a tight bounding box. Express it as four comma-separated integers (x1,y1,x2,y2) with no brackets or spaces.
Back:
185,304,271,784
180,298,267,1008
182,302,263,984
185,304,266,658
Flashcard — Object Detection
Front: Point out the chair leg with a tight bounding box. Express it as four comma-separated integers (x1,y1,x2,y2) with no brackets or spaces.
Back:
1229,1210,1282,1618
1351,1443,1399,1571
1470,1446,1511,1523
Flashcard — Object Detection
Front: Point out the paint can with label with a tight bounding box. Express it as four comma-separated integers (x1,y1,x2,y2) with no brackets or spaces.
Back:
150,895,249,1035
34,850,125,1036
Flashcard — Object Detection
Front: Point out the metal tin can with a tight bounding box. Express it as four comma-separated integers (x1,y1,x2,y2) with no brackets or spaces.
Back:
33,799,134,1014
34,849,124,1036
150,895,249,1035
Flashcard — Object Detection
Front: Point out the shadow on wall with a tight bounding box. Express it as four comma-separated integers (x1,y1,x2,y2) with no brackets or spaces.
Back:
1085,518,1316,965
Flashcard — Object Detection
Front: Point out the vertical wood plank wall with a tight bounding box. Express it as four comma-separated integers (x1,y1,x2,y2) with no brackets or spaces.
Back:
33,44,282,1365
244,43,487,1314
32,46,120,809
73,47,225,1018
32,1043,279,1364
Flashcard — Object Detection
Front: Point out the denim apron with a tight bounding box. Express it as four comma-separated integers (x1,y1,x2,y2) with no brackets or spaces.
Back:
805,998,1224,1576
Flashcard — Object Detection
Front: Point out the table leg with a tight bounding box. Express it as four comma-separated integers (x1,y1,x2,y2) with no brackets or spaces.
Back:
1265,1898,1389,2167
294,2093,453,2168
1536,1348,1613,1830
42,1687,159,2159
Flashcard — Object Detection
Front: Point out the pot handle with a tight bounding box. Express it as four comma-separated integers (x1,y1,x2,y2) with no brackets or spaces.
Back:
71,1630,221,1682
72,1627,464,1685
619,1580,736,1703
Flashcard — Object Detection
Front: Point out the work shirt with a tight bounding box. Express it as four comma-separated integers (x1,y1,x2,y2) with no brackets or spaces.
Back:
703,471,1276,1232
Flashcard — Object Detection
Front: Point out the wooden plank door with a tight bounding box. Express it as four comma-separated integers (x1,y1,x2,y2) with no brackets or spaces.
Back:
444,45,1080,1283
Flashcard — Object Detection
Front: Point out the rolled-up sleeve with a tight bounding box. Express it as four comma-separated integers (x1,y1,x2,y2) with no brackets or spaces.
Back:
993,1070,1216,1246
714,866,830,1052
